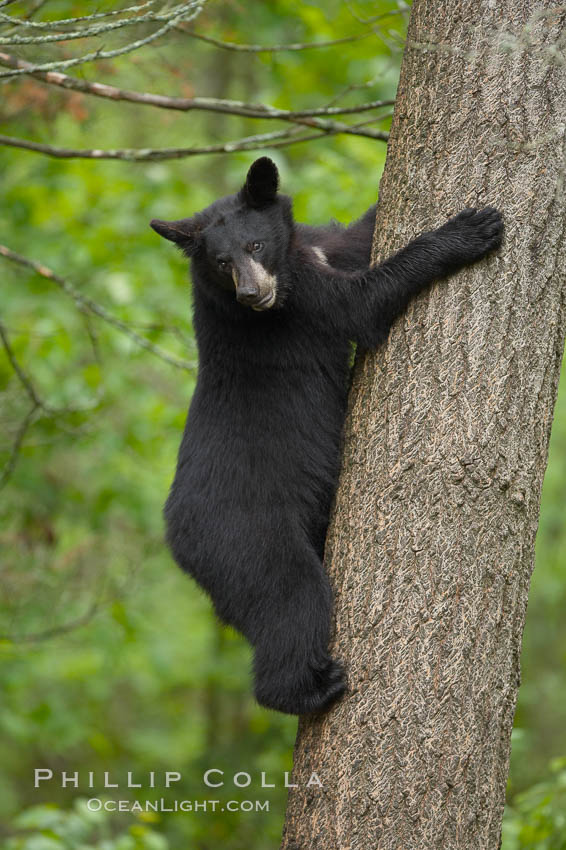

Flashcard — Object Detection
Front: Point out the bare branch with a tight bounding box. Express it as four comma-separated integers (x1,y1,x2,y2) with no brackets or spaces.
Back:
350,113,394,129
343,1,410,27
124,319,195,349
0,245,196,371
0,317,99,419
0,52,394,121
0,319,44,409
0,127,295,159
0,1,155,29
0,404,37,489
0,117,389,163
0,1,205,78
0,3,199,45
0,598,100,643
343,0,410,55
81,311,103,369
23,0,53,20
176,26,373,53
324,74,386,109
0,319,52,487
176,5,410,52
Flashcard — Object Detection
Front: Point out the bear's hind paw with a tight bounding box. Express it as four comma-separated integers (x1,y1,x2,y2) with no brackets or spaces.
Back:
255,658,346,716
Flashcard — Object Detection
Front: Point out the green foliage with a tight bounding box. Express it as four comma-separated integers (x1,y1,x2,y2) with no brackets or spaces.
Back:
4,799,169,850
0,2,399,846
503,758,566,850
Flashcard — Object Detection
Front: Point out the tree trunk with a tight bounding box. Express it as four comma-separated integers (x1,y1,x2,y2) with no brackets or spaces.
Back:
281,2,566,849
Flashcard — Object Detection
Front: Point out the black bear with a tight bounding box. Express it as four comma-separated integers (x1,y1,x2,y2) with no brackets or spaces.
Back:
151,157,503,715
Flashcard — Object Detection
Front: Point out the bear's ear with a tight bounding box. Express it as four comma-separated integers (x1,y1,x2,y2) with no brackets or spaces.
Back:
241,157,279,209
150,217,200,255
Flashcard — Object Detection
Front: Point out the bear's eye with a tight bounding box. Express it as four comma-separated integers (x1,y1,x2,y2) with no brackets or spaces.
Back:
250,241,264,253
217,258,230,271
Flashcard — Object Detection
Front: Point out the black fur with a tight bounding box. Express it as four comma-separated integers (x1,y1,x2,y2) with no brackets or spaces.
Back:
150,158,503,715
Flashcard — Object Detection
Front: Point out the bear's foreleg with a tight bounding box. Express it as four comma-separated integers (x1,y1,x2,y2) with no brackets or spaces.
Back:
302,207,503,348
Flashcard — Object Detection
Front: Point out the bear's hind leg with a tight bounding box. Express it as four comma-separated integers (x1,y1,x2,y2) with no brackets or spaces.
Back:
251,543,346,715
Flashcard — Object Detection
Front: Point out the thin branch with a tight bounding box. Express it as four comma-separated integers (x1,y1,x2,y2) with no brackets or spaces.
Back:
0,120,389,162
343,1,410,26
0,317,100,423
0,317,103,463
81,311,103,369
125,319,195,348
176,26,373,53
0,51,394,121
0,1,156,29
0,319,44,408
0,126,296,158
349,113,394,130
343,0,410,54
0,319,51,487
324,74,385,109
0,3,199,45
0,598,100,643
0,403,37,489
177,5,408,52
23,0,53,21
0,1,205,78
0,245,196,371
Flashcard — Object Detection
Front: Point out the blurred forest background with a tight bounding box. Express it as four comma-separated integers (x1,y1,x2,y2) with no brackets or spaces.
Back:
0,1,565,848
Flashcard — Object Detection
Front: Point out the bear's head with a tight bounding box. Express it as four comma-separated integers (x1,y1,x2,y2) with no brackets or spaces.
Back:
150,158,294,311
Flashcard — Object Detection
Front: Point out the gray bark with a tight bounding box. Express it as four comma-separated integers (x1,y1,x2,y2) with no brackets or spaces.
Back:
281,2,566,849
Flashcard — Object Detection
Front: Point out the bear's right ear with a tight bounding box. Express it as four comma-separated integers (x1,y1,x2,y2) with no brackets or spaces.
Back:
150,218,200,255
241,157,279,209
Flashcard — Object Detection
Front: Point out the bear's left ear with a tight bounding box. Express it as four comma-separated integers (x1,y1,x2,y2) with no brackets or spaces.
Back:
241,157,279,209
150,217,200,256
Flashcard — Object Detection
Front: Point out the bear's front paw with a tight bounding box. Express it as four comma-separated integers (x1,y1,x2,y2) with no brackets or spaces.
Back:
439,207,504,264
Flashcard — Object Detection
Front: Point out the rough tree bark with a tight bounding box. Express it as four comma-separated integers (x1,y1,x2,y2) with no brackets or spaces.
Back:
281,2,566,849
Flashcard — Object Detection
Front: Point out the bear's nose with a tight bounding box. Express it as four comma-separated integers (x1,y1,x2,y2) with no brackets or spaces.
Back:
236,284,260,305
